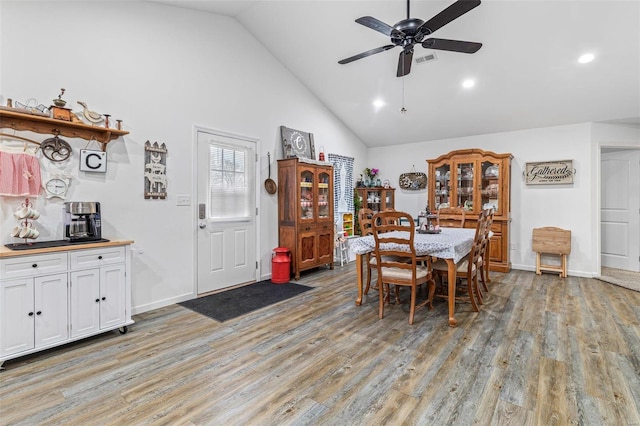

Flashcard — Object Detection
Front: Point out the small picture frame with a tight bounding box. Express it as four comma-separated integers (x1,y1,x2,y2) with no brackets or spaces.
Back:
280,125,315,159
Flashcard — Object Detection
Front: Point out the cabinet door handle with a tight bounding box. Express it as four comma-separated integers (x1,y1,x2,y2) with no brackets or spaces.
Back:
95,298,100,303
36,311,42,315
98,255,103,260
102,297,106,301
32,264,38,268
305,227,311,231
28,312,34,316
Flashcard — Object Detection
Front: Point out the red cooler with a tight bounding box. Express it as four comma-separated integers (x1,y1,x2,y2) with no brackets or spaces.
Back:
271,247,291,284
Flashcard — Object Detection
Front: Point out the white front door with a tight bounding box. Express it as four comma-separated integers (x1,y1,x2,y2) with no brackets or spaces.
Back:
601,149,640,272
197,129,258,294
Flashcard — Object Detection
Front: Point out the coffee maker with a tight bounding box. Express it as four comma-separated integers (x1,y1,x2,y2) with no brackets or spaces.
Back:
63,202,102,242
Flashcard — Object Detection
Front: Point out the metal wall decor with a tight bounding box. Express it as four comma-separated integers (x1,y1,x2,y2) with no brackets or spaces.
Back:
144,141,167,199
525,160,575,185
399,165,427,190
40,135,72,162
280,125,315,159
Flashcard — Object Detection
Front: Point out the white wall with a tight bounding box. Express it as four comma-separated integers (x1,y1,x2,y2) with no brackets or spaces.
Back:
0,1,368,313
369,122,639,277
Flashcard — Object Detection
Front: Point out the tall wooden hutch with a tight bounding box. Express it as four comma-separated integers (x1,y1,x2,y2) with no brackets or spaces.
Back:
278,158,334,279
427,149,512,272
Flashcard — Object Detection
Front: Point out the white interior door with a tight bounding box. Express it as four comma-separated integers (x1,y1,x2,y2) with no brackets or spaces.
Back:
197,129,258,294
601,149,640,272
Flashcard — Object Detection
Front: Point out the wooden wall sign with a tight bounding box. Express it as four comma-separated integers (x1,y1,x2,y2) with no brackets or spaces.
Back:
144,141,167,199
280,125,315,159
525,160,574,185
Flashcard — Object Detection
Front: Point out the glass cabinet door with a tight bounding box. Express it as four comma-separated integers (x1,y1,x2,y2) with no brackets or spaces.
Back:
300,169,314,220
435,164,451,208
317,171,330,219
366,189,382,212
481,160,500,212
456,162,475,211
384,189,394,210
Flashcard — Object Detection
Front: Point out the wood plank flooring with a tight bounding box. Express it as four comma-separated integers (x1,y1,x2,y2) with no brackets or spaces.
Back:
1,266,639,425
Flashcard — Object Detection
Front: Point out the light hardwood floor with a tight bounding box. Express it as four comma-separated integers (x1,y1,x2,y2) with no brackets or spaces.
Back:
1,266,639,425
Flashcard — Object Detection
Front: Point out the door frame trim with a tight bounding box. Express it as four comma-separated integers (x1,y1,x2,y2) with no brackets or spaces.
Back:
596,142,640,277
192,125,261,295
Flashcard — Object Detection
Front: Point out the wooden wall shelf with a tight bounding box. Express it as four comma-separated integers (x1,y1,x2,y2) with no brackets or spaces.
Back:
0,109,129,151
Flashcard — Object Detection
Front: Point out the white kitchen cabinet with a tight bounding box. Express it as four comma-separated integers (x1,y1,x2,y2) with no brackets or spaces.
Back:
0,242,133,365
70,264,126,338
0,273,68,358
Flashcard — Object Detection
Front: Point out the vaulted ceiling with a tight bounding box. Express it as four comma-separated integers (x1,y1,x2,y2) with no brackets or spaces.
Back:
151,1,640,147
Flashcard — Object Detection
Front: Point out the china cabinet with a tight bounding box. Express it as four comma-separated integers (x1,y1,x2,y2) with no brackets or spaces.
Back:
278,158,334,279
354,187,395,228
0,241,133,364
427,149,512,272
354,187,395,235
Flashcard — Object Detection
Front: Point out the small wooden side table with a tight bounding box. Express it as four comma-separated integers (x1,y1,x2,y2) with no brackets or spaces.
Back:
532,227,571,277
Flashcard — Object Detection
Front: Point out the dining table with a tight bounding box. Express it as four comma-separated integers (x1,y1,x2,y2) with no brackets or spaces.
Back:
350,227,477,327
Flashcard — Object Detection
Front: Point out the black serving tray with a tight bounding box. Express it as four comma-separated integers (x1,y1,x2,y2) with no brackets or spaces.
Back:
4,239,110,250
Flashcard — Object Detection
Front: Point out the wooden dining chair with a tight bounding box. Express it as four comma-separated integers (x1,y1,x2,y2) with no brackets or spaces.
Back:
437,206,466,228
431,210,488,311
477,208,495,295
358,208,376,295
372,211,436,324
359,208,401,302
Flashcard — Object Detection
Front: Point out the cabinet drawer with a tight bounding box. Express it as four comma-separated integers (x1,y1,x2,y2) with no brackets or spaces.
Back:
70,247,125,269
0,253,68,280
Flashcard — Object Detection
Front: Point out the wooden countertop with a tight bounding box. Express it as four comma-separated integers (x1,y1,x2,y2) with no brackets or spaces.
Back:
0,239,134,258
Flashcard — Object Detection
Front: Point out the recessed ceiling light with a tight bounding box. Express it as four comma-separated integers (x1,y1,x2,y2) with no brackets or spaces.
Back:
462,79,475,89
373,99,385,108
578,53,595,64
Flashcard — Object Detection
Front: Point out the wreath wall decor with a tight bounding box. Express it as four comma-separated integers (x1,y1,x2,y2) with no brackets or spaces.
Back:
399,166,427,190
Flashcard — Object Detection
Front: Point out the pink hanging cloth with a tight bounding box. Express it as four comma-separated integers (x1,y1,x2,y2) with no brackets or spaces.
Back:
0,151,42,197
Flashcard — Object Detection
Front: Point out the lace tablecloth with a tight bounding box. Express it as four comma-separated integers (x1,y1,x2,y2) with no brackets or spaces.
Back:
350,227,476,264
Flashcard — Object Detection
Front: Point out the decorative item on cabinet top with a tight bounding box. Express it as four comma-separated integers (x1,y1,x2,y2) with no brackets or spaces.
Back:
280,125,315,160
525,160,575,185
399,165,427,190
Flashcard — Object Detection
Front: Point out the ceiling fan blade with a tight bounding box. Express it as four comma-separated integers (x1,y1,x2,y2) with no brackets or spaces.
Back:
422,38,482,53
355,16,403,37
417,0,481,36
396,49,413,77
338,45,396,64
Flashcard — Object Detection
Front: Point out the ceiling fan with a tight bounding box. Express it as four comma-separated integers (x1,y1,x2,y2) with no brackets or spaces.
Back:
338,0,483,77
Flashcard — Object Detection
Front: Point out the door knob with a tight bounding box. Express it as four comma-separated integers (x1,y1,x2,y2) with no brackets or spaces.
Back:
199,223,207,229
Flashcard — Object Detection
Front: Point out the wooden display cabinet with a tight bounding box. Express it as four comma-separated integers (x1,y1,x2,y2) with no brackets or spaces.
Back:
427,149,512,272
355,187,395,213
278,158,334,279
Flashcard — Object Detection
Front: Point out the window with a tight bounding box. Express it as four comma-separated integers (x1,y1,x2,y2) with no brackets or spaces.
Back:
208,144,250,220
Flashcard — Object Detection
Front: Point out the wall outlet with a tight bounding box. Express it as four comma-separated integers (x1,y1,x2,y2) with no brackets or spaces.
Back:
176,195,191,206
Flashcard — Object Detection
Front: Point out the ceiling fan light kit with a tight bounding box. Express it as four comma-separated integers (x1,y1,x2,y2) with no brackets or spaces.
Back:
339,0,483,77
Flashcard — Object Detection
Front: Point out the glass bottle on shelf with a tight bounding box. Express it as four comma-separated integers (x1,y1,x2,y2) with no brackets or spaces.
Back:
300,170,314,220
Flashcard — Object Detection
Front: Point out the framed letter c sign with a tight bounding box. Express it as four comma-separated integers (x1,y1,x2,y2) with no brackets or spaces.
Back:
80,149,107,173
